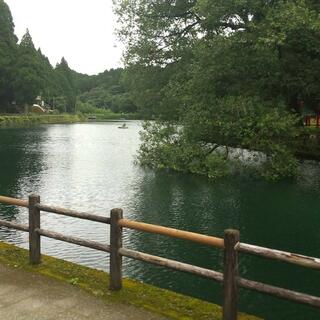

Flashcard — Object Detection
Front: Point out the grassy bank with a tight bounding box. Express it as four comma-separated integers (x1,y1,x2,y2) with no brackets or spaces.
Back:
0,114,87,128
0,241,260,320
76,101,139,120
85,112,139,120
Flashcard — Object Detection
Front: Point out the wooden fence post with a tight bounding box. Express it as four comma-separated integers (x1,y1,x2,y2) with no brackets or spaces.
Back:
109,208,123,290
29,194,41,264
223,229,239,320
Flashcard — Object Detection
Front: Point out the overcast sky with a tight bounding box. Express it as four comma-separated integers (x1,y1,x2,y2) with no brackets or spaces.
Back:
5,0,123,75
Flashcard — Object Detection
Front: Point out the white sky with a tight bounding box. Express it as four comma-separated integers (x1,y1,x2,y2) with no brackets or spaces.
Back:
5,0,123,75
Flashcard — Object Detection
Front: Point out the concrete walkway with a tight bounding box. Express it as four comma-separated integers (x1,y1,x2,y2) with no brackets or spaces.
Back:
0,264,167,320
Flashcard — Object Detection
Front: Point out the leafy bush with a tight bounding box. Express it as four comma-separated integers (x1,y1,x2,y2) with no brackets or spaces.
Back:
76,101,119,117
138,97,300,180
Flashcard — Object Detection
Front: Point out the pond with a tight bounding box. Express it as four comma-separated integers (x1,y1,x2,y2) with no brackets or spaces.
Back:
0,121,319,319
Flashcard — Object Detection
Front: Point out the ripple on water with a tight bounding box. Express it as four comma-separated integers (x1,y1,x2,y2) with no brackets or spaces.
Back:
0,122,319,320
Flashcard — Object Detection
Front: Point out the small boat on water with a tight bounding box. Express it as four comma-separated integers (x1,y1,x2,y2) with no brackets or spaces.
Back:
118,123,128,129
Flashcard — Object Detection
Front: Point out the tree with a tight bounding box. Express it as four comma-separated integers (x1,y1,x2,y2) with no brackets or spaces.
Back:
55,58,76,113
115,0,320,110
0,0,17,111
12,29,49,105
122,64,174,118
76,68,137,114
114,0,320,179
36,48,60,106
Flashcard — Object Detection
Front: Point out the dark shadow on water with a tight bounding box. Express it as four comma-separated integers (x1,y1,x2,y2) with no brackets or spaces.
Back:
0,125,319,320
125,169,320,320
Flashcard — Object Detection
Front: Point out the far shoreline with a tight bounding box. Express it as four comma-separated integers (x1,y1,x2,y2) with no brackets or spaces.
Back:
0,113,141,128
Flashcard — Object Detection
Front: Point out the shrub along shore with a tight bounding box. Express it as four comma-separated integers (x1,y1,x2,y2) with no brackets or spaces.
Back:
1,114,320,163
0,111,140,128
0,114,87,128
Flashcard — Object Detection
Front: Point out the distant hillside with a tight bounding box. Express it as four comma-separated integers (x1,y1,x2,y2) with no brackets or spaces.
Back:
0,0,136,115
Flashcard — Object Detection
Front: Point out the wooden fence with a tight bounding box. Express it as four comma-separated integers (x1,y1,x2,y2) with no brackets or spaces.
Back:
0,194,319,320
305,115,320,127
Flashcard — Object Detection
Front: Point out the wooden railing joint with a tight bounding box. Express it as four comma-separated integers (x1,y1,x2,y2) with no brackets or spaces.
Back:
0,193,320,317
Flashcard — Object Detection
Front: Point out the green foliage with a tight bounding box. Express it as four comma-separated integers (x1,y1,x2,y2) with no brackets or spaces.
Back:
12,30,49,105
77,68,137,114
75,100,125,119
138,121,232,178
138,97,300,180
55,58,76,113
262,147,298,180
0,0,17,111
0,114,86,128
205,154,230,179
0,1,133,116
68,277,80,285
0,1,135,117
122,64,179,119
115,0,319,179
76,101,102,114
115,0,320,112
0,2,78,113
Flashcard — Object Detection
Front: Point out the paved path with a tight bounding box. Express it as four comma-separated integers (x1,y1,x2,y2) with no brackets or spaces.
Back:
0,264,167,320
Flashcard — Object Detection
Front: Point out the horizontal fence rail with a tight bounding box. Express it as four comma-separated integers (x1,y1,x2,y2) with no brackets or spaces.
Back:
238,242,320,270
0,194,320,320
0,195,28,208
37,228,111,253
237,277,320,308
119,247,224,282
118,218,224,248
0,219,29,232
36,204,111,224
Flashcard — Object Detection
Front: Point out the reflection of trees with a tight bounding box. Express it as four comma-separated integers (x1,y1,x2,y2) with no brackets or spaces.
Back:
129,170,242,234
0,127,45,245
0,127,45,217
127,170,320,319
124,169,242,304
217,177,320,320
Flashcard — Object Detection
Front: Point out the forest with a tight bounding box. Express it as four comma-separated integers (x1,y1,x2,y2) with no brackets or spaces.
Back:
2,0,320,179
114,0,320,179
0,0,136,116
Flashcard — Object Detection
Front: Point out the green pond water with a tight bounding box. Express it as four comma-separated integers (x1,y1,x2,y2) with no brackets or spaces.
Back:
0,122,319,320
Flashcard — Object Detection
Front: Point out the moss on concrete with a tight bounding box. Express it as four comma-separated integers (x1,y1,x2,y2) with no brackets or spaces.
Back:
0,241,261,320
0,114,86,128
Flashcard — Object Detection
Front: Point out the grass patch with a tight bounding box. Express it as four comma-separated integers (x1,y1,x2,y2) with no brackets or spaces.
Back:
0,241,260,320
76,101,138,120
0,114,87,128
85,112,138,120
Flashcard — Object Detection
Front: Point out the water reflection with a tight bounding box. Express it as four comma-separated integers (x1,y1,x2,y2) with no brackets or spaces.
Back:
0,128,45,197
0,122,319,320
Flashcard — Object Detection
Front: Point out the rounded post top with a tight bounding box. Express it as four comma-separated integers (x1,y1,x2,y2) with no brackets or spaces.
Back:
110,208,123,219
29,193,40,198
224,229,240,243
28,194,40,202
224,229,239,236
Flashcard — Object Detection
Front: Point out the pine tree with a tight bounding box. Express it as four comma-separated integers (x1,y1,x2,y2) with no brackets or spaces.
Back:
19,29,35,49
0,0,18,111
55,58,76,113
12,29,44,105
